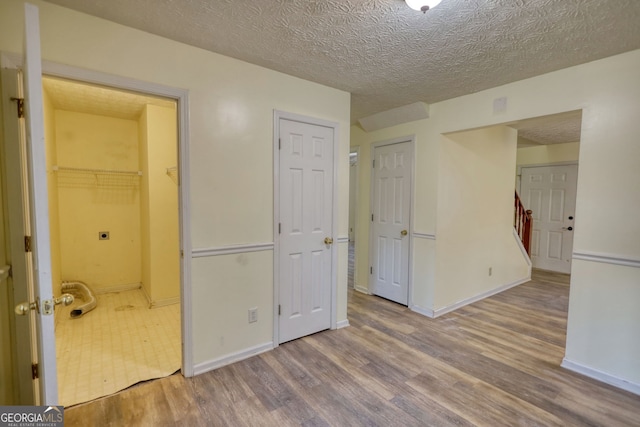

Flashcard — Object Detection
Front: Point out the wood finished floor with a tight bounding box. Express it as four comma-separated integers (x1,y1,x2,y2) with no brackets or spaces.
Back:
65,270,640,426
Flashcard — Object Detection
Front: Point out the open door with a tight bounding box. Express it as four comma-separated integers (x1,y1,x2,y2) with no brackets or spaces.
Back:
3,3,61,405
22,2,61,404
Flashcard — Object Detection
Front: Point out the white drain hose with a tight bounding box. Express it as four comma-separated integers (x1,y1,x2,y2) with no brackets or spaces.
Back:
61,281,97,318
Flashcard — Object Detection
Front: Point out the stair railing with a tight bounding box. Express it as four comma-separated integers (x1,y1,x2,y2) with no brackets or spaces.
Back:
514,191,533,256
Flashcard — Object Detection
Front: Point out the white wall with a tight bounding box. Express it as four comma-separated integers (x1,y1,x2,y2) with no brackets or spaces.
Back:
0,0,350,373
516,141,580,167
54,110,142,292
139,104,180,307
352,49,640,389
435,126,530,311
42,87,61,297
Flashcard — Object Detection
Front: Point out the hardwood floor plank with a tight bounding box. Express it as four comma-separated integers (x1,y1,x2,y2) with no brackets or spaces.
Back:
116,380,170,426
407,372,565,427
161,375,207,427
188,373,237,425
65,272,640,426
389,392,476,427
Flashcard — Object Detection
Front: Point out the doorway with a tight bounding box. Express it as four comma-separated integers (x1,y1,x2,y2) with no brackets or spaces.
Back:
42,76,182,406
512,110,582,275
1,8,192,405
348,148,359,289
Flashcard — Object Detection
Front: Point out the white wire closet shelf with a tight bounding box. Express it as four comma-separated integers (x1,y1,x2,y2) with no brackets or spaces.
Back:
53,165,142,189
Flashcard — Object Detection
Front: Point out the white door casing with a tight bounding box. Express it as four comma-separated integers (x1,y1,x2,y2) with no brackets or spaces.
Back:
276,113,336,344
521,164,578,274
370,139,413,305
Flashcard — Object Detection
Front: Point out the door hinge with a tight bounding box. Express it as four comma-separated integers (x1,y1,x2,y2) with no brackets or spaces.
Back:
278,223,281,234
278,138,281,150
370,266,373,274
10,97,24,119
371,214,374,222
180,250,184,259
24,235,32,253
31,363,39,380
372,159,375,168
278,304,281,316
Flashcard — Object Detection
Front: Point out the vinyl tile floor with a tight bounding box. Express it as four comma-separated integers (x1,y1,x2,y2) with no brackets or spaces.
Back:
55,288,181,407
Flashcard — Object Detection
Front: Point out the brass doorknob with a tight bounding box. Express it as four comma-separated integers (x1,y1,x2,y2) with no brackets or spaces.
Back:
400,230,408,236
324,237,334,245
15,301,37,316
15,293,74,316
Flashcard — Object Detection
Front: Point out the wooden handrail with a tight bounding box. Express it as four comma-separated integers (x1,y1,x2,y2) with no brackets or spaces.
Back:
514,191,533,256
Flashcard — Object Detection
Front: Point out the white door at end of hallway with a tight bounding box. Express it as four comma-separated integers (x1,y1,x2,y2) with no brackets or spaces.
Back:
278,118,334,344
371,141,412,305
521,164,578,274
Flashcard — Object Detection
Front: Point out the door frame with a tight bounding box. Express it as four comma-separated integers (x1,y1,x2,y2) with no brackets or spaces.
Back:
0,52,195,379
272,110,339,347
368,136,415,306
349,146,360,288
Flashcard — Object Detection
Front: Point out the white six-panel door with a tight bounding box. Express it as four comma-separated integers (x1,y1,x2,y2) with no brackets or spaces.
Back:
521,164,578,274
23,3,59,404
371,141,412,305
278,117,334,344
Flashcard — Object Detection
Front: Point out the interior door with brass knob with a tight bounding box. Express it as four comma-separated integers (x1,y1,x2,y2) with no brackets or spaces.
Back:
277,115,335,344
370,140,413,305
1,3,60,405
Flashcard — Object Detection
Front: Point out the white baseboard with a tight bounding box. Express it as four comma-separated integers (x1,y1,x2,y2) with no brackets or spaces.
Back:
561,358,640,396
92,282,141,294
410,304,435,318
193,342,274,376
354,285,371,295
336,319,350,329
149,296,180,308
140,283,180,308
432,276,530,318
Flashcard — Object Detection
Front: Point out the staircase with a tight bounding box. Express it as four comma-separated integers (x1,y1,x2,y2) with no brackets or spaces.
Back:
514,191,533,256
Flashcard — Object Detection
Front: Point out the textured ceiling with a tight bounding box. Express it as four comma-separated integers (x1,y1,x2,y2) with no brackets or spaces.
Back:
43,0,640,124
510,110,582,147
43,77,175,120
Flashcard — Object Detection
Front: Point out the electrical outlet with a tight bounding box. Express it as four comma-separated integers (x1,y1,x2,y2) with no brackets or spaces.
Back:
248,307,258,323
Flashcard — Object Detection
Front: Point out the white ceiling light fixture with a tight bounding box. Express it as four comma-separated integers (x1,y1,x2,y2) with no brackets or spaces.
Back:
405,0,442,13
